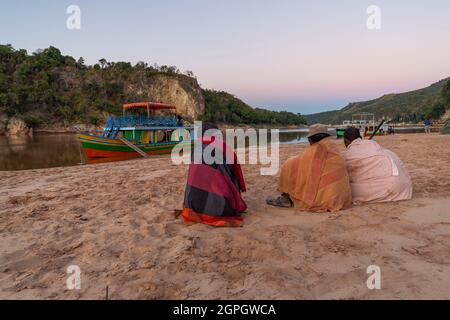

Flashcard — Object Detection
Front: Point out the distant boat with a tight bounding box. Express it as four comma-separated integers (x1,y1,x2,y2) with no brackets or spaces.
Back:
78,102,192,161
336,113,390,138
336,128,346,138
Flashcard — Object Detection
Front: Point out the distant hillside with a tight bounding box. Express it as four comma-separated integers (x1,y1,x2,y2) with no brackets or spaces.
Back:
305,78,450,125
303,110,340,125
202,89,306,126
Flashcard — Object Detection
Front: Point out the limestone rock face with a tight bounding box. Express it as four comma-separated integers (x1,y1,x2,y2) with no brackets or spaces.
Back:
6,117,29,135
126,74,205,122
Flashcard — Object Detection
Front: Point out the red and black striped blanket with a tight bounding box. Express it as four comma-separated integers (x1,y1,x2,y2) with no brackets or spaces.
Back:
180,137,247,227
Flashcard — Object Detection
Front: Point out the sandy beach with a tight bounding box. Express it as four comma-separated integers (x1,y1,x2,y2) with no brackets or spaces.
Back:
0,133,449,299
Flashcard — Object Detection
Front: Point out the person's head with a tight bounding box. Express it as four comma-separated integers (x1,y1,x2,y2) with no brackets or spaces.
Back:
307,124,330,145
344,127,361,147
308,133,331,145
201,122,219,136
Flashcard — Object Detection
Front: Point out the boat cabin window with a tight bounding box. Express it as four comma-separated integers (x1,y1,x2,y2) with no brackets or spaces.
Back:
121,129,184,145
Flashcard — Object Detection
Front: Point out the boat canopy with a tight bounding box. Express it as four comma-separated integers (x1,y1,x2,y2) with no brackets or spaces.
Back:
123,102,176,117
123,102,176,112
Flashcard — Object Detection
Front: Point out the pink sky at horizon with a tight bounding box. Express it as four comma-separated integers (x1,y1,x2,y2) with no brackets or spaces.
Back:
1,0,450,114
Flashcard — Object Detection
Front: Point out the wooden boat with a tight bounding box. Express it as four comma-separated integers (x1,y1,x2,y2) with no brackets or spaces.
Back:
338,113,390,138
336,126,388,139
78,102,192,160
363,124,389,137
363,130,386,137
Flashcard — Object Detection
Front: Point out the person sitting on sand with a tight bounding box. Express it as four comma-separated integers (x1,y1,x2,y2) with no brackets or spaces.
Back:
343,127,412,204
180,123,247,227
266,124,352,212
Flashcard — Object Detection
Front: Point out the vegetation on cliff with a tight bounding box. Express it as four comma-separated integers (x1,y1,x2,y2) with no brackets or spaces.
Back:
0,44,305,129
305,78,450,125
0,44,206,129
202,89,306,125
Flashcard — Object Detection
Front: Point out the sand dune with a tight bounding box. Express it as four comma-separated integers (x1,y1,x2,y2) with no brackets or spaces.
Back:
0,133,449,299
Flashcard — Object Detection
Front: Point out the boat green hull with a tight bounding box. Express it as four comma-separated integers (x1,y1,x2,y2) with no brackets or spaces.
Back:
79,132,181,159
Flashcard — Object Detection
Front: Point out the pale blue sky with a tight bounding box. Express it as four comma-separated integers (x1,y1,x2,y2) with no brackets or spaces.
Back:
1,0,450,114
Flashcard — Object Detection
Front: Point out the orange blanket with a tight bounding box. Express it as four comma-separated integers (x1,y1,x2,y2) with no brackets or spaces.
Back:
278,137,352,212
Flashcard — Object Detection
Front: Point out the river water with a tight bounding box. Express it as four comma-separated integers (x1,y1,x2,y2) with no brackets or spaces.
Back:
0,134,83,171
0,129,325,171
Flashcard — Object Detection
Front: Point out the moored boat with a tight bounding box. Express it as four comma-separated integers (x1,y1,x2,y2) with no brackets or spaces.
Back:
336,128,346,138
78,102,192,161
337,112,391,138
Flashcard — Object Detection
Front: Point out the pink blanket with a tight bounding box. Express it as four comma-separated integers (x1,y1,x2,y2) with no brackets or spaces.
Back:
343,139,412,204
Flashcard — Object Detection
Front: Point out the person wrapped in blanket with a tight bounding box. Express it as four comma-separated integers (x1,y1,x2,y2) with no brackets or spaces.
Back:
266,124,352,212
343,127,412,204
180,123,247,227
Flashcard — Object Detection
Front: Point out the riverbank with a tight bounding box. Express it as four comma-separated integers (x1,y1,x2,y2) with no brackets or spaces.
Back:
0,127,99,136
0,122,441,136
0,130,314,171
0,133,449,299
0,115,103,136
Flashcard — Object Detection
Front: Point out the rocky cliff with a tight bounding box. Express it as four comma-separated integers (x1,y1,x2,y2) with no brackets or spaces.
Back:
0,72,204,134
0,45,207,134
125,74,204,122
5,117,30,135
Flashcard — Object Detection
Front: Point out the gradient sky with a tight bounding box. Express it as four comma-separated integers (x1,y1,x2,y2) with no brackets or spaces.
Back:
1,0,450,114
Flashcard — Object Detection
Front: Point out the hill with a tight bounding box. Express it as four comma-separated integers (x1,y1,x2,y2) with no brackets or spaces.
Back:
0,44,205,131
305,78,450,125
201,89,305,126
0,44,305,133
